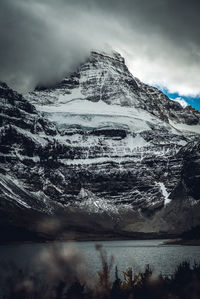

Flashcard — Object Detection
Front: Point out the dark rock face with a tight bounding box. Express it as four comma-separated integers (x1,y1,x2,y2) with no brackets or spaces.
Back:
180,141,200,200
0,51,200,238
137,83,200,125
0,82,59,219
0,82,57,135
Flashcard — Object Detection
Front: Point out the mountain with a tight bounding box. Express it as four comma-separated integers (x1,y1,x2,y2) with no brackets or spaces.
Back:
0,51,200,240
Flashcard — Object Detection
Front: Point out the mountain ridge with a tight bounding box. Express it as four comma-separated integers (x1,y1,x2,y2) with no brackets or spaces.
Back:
0,51,200,240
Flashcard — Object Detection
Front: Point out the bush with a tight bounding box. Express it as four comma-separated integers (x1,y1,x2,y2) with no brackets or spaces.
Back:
1,245,200,299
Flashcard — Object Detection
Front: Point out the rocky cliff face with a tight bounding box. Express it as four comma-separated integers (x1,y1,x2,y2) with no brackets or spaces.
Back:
0,51,200,239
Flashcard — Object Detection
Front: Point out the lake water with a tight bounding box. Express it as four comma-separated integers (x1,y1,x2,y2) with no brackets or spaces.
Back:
0,239,200,278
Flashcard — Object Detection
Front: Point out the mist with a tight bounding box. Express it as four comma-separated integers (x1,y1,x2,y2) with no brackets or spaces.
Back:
0,0,200,96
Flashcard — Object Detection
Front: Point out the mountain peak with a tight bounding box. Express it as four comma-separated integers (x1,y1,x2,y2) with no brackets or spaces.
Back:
27,49,200,134
90,50,125,63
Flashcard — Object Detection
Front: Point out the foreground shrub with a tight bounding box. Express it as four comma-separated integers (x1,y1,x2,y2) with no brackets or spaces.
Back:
1,245,200,299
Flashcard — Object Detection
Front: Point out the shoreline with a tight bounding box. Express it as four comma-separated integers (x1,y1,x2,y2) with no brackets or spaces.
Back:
163,238,200,246
0,236,170,246
1,237,200,246
0,229,178,245
2,228,200,246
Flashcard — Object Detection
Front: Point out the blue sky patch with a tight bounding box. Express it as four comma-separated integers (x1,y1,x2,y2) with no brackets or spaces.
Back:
156,87,200,112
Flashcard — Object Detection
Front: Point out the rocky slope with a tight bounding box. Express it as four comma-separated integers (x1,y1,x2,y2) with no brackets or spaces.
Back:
0,51,200,240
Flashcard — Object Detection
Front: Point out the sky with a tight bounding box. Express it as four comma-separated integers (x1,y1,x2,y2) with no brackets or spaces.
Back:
0,0,200,111
162,89,200,111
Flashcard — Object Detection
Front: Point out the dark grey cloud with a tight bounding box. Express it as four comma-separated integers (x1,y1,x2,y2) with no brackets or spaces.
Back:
0,0,200,95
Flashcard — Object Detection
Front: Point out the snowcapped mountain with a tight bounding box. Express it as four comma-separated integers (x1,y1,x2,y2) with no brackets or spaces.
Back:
28,51,200,132
0,51,200,240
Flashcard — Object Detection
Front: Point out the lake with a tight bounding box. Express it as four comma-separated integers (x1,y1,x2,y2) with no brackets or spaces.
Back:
0,239,200,279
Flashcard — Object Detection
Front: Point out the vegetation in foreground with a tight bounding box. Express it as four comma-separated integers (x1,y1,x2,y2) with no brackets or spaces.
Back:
1,244,200,299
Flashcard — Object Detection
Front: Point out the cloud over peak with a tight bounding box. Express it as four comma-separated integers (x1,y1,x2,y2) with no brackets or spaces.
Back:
0,0,200,97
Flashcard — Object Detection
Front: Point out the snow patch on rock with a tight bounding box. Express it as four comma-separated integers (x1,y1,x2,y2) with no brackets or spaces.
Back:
157,182,171,205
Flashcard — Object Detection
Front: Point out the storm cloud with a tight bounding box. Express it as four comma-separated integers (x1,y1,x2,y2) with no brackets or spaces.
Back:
0,0,200,96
